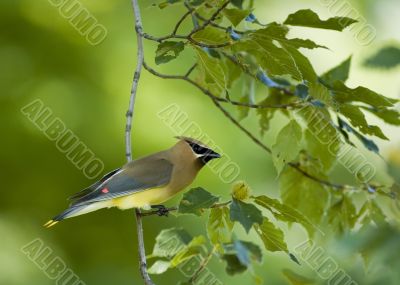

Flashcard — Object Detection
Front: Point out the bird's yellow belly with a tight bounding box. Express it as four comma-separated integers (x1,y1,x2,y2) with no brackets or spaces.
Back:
111,186,176,210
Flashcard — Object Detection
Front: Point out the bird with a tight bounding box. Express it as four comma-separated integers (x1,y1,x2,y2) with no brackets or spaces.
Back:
44,137,221,228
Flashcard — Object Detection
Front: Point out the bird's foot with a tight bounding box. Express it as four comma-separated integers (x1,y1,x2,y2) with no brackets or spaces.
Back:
151,205,170,217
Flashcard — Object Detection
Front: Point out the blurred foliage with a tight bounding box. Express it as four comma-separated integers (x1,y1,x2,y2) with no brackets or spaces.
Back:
2,0,400,284
364,45,400,69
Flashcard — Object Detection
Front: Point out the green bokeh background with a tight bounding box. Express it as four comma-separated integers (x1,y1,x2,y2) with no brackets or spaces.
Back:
1,0,400,284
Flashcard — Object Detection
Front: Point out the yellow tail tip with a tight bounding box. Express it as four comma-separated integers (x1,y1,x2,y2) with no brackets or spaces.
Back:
43,220,59,228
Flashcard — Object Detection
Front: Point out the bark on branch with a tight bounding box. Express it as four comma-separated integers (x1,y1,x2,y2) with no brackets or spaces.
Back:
126,0,155,284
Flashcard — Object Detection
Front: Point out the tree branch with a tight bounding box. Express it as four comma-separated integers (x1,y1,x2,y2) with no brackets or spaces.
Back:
141,1,232,49
172,9,192,35
140,201,231,217
184,1,246,35
142,32,231,49
188,0,231,36
127,1,155,284
142,62,300,109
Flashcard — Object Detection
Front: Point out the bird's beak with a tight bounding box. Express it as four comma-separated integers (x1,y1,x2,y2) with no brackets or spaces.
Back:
201,150,221,163
207,151,221,159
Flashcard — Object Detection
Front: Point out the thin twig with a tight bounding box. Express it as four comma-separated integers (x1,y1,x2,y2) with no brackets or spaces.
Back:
142,32,231,49
143,62,299,109
128,1,155,284
172,9,192,35
184,1,246,35
189,246,217,283
140,201,231,217
142,32,186,42
186,0,232,48
188,38,232,48
188,0,231,36
211,98,272,153
184,63,197,77
140,207,178,217
288,163,343,189
134,210,154,285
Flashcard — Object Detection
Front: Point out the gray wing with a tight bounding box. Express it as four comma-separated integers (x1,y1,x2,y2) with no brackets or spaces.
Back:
70,156,173,206
68,168,121,201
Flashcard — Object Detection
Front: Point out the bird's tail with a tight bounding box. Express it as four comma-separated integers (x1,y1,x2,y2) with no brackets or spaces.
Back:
44,203,95,228
44,205,84,228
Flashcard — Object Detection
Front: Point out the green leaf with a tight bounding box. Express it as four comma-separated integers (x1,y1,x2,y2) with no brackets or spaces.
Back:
231,0,244,9
280,165,329,228
191,26,230,45
234,240,262,264
337,117,380,153
304,129,339,172
332,81,397,107
339,104,388,140
340,224,399,270
207,206,234,248
309,82,333,106
284,9,357,31
237,93,251,120
361,106,400,126
358,200,387,226
364,46,400,69
155,41,185,65
188,0,205,7
223,56,242,89
225,240,262,265
282,269,315,285
255,218,288,252
234,23,318,82
178,187,219,216
257,107,276,134
194,46,227,96
297,104,341,170
282,44,318,82
223,8,251,26
286,38,327,50
222,254,247,275
170,235,207,267
388,156,400,184
158,0,183,9
272,119,303,174
222,240,262,275
368,201,387,226
257,89,292,134
148,260,171,275
253,195,316,234
321,56,352,85
230,198,263,233
150,235,206,277
327,194,357,234
151,228,192,258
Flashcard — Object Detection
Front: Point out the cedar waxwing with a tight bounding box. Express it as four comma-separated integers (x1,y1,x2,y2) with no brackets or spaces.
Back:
44,137,221,228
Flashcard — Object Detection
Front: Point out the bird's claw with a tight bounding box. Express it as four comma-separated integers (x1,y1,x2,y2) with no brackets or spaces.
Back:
157,208,169,217
152,205,169,217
